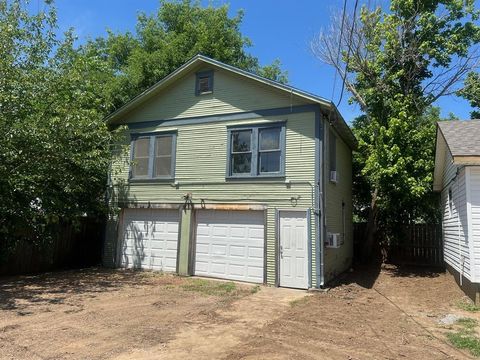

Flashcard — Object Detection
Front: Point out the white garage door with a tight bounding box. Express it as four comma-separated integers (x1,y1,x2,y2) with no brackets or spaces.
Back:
119,208,179,272
195,210,265,283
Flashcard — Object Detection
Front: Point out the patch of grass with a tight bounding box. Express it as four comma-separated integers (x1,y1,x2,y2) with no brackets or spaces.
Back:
289,296,310,307
457,299,480,312
447,318,480,357
250,285,261,294
181,279,238,297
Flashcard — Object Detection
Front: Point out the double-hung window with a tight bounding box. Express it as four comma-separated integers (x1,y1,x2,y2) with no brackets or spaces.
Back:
227,123,285,178
130,132,176,180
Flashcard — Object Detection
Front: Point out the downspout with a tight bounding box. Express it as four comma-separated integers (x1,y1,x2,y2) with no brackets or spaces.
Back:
457,176,464,286
314,107,325,288
319,114,326,288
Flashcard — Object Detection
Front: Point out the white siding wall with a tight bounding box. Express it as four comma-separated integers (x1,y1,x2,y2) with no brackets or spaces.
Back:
441,150,471,280
469,167,480,282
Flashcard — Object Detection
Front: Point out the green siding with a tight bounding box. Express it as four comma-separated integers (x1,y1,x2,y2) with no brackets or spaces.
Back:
323,124,353,282
106,65,354,287
119,67,307,123
111,112,316,285
178,208,192,276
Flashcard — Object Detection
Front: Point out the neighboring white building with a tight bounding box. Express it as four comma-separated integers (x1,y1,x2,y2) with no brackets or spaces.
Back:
434,120,480,303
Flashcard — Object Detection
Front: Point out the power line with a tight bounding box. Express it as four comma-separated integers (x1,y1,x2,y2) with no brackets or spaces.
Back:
336,0,359,108
331,0,348,101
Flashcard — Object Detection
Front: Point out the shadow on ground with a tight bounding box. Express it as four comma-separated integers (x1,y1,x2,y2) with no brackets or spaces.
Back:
329,261,446,290
0,268,158,313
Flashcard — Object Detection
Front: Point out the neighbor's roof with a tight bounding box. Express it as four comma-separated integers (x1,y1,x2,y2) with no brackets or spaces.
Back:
438,120,480,157
105,54,357,150
433,120,480,191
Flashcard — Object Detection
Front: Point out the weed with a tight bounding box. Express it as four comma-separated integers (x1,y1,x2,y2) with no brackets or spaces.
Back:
289,296,310,307
250,285,261,294
447,317,480,357
457,299,480,312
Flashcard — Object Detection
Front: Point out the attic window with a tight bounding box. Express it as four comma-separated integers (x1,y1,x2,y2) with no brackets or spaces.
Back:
196,70,213,95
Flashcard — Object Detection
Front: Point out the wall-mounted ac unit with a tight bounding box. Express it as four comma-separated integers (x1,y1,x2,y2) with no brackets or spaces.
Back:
326,233,343,248
330,170,338,183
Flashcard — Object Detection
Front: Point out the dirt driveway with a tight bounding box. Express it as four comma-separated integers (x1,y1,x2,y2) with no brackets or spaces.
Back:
0,266,477,359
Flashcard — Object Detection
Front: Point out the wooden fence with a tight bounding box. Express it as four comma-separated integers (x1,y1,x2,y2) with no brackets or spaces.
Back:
0,218,105,276
353,223,444,267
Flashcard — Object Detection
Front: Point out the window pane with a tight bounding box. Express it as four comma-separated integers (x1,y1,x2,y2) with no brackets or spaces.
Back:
155,156,171,177
156,136,172,156
199,77,211,93
134,137,150,157
259,128,280,151
133,158,149,177
259,151,280,173
232,130,251,152
231,153,251,174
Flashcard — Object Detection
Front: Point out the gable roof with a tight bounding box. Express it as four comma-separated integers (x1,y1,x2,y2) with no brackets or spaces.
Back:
438,120,480,157
105,54,357,150
433,120,480,191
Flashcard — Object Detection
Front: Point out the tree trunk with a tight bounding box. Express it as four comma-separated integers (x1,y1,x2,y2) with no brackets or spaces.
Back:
361,188,378,262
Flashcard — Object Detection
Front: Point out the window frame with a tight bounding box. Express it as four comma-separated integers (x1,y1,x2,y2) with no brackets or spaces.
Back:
129,131,177,181
195,70,214,96
226,122,286,179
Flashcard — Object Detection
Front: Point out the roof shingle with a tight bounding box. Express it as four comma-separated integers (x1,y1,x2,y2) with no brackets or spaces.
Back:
438,120,480,156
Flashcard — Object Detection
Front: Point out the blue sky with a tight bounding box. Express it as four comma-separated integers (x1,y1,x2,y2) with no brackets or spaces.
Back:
46,0,475,122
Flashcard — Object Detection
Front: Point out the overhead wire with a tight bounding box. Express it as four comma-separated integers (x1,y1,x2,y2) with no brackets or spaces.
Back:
336,0,359,107
331,0,348,101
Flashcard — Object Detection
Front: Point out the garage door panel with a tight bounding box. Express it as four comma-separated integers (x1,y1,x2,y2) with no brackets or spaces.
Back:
210,262,227,275
119,209,179,272
195,210,264,283
229,245,246,257
248,247,263,258
248,228,264,238
213,226,228,236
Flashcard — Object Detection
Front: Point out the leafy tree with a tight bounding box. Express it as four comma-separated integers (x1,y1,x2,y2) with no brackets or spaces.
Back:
458,72,480,118
0,0,119,255
89,0,288,110
312,1,480,258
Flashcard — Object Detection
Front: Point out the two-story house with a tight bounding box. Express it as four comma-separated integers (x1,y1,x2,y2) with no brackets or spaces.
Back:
103,55,356,289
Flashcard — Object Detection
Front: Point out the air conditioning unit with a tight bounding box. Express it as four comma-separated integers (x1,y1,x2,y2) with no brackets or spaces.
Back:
330,170,338,183
325,233,343,248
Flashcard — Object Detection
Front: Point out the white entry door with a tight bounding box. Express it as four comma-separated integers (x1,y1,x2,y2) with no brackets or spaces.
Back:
195,210,264,283
119,208,179,272
279,210,309,289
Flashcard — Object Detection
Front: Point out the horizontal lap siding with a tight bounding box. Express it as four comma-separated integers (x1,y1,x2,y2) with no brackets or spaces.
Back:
441,149,471,280
470,167,480,282
124,68,307,123
324,126,353,282
111,112,316,286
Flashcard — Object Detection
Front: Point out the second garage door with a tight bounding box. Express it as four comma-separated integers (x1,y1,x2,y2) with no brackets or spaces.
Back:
195,210,265,283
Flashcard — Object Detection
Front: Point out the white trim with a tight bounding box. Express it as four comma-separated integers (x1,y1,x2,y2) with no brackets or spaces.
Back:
466,166,475,282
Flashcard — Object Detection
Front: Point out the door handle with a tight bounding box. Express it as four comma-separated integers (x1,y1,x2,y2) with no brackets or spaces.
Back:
280,245,283,259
